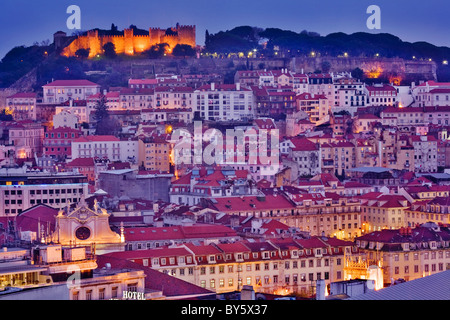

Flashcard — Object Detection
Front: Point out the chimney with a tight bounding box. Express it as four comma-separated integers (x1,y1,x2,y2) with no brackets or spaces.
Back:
316,279,326,300
241,285,255,300
211,82,215,91
236,83,240,91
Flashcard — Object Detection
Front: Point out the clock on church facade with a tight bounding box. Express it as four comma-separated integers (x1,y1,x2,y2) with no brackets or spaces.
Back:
75,226,91,240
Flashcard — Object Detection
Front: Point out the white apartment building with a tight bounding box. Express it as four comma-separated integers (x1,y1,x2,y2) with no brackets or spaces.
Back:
119,88,154,110
55,100,89,123
365,84,397,107
412,81,450,108
52,110,80,129
409,135,438,173
0,167,89,216
333,77,366,108
71,136,138,163
42,80,101,104
194,83,255,121
86,92,121,111
154,86,194,109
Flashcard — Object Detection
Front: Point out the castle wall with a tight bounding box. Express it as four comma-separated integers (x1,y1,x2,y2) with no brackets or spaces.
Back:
291,57,436,81
62,25,196,58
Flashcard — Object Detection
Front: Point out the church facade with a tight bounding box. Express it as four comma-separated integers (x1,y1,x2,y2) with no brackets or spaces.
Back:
53,198,125,254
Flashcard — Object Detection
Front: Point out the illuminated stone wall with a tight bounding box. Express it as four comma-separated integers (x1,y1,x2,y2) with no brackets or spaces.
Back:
291,57,437,82
62,25,196,58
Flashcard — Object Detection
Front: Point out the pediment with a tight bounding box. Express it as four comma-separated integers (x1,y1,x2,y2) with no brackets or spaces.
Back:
59,198,109,223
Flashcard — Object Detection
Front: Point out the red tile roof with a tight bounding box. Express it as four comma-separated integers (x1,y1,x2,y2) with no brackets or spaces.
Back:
289,137,319,151
95,255,214,298
7,92,37,99
296,92,327,100
16,204,59,234
73,135,120,142
66,157,96,167
209,194,295,212
43,79,100,87
123,224,237,242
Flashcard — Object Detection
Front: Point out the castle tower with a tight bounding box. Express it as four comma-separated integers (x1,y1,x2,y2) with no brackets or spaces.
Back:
176,25,196,48
124,28,135,55
149,27,164,47
53,31,67,50
87,30,101,58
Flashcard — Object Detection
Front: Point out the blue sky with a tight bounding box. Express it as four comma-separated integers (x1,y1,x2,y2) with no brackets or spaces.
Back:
0,0,449,59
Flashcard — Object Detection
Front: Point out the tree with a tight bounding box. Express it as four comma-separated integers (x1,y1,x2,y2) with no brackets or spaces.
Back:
0,109,13,121
321,61,331,73
103,42,116,58
205,30,211,47
75,48,90,59
94,96,109,124
351,67,364,80
93,95,121,136
147,43,169,59
172,44,196,58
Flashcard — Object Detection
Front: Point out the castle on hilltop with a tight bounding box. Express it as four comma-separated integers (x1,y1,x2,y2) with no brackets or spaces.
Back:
59,24,196,58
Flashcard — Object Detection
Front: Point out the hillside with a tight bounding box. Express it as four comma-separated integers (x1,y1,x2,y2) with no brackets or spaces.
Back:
1,25,449,90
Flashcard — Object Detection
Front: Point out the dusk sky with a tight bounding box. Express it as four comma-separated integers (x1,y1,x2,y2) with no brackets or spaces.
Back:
0,0,449,59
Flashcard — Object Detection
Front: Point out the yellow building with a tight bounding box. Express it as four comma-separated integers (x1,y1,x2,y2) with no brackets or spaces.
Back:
319,141,356,177
360,193,411,232
356,223,450,286
103,237,357,297
405,197,450,227
138,134,172,173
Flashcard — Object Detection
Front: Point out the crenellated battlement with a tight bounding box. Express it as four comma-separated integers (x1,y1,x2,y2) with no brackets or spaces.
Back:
61,24,196,58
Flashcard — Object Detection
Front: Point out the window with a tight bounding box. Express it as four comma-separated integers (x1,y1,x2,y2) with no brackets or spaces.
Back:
99,288,105,300
107,286,117,299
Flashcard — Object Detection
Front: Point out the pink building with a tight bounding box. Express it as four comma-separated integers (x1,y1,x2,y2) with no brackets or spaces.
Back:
43,127,82,160
5,92,37,120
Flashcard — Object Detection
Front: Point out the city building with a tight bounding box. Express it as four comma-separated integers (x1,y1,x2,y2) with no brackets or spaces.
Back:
42,80,101,104
52,109,80,129
365,84,397,107
98,169,172,202
138,133,173,172
71,135,138,163
409,135,438,173
5,92,37,121
359,192,412,232
43,127,82,160
194,83,254,121
7,120,45,158
102,236,357,296
0,166,89,216
355,223,450,285
296,93,329,124
170,167,256,206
